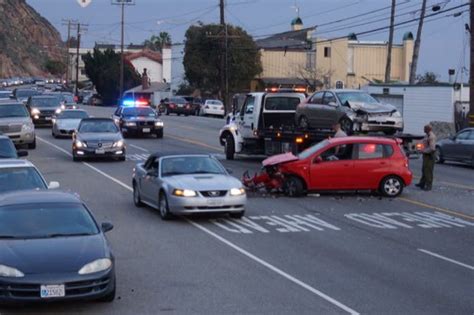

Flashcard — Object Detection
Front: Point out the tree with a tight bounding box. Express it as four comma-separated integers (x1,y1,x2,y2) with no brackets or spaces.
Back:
183,23,262,99
67,36,79,48
82,48,141,105
143,32,171,51
44,59,65,76
385,0,396,83
296,65,333,90
415,71,439,84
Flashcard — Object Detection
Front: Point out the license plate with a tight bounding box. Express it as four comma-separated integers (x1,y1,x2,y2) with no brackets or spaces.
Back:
177,104,183,107
40,285,65,298
95,148,105,154
45,117,52,120
142,128,150,133
207,199,223,207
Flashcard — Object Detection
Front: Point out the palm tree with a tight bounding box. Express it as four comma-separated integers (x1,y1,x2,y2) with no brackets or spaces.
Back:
143,32,172,51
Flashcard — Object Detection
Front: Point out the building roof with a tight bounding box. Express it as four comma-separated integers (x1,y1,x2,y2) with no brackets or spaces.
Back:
125,49,163,64
125,82,171,94
256,26,315,51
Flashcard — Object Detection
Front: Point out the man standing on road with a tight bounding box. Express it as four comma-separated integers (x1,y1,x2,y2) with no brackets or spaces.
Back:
416,124,437,191
333,123,347,138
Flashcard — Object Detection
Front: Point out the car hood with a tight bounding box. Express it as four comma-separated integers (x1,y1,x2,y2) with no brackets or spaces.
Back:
56,119,82,130
0,117,31,125
123,116,158,122
164,174,242,191
263,152,299,166
77,132,122,142
347,101,397,113
0,234,108,274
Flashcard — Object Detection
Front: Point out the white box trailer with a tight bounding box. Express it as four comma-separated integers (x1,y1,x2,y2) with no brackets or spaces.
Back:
364,84,469,134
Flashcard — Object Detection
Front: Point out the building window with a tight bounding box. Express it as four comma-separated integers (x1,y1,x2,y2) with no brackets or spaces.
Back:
324,47,331,58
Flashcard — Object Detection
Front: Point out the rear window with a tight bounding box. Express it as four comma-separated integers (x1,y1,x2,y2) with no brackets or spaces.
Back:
264,97,301,111
356,143,393,159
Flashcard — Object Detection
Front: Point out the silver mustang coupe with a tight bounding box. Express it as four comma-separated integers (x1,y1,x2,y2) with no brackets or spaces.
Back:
132,154,246,220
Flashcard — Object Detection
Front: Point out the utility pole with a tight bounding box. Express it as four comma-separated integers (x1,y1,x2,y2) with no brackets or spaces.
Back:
470,0,474,127
219,0,227,112
75,23,81,97
62,19,78,87
385,0,396,83
409,0,427,84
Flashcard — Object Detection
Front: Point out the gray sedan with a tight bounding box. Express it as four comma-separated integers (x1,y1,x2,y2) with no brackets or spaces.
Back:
52,109,89,138
132,154,246,220
436,128,474,167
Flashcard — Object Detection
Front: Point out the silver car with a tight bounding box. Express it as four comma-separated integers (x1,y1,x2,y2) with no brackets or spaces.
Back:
52,109,89,138
133,154,246,220
0,100,36,149
436,128,474,167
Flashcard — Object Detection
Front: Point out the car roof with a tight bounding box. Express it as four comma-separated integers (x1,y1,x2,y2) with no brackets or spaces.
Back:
328,136,398,145
0,159,35,168
30,95,57,99
0,100,21,105
0,190,82,207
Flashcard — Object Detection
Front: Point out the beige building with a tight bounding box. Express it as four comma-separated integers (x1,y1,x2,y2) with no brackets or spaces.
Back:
253,17,414,91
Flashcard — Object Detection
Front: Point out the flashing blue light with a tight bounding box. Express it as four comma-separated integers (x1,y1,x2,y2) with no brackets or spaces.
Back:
122,99,135,106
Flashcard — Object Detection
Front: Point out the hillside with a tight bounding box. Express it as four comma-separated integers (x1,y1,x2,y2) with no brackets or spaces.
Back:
0,0,65,77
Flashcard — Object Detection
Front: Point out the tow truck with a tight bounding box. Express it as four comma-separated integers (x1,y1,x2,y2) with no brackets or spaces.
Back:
219,89,423,160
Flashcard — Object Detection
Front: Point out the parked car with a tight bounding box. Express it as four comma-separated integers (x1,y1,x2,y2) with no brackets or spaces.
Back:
162,97,194,116
201,99,225,117
176,96,202,116
132,154,246,220
295,89,403,135
436,128,474,167
0,159,59,193
271,136,412,197
52,109,89,138
0,190,115,303
112,106,163,138
26,95,62,125
72,118,126,162
0,136,28,159
0,100,36,149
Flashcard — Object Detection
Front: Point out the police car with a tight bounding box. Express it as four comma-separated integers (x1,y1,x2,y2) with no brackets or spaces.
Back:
112,100,164,138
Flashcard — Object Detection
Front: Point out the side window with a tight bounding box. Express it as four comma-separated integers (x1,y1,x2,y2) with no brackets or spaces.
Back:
357,143,384,160
318,144,354,162
241,96,255,116
467,131,474,140
145,157,159,174
383,144,394,157
309,92,324,104
322,92,336,105
456,131,470,140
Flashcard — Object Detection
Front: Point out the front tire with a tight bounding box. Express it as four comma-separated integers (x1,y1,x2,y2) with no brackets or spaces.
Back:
283,176,305,197
224,134,235,160
133,182,144,207
28,138,36,149
156,129,164,138
159,192,172,220
379,175,404,197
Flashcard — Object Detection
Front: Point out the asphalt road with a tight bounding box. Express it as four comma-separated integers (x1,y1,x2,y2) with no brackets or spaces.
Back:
2,105,473,315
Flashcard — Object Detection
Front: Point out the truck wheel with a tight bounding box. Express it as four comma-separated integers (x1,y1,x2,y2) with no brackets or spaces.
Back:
283,176,305,197
435,147,444,164
339,118,353,135
299,116,310,130
225,134,235,160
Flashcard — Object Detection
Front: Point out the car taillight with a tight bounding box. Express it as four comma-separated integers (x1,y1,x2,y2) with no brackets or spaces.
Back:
186,104,190,109
170,103,176,108
220,106,224,110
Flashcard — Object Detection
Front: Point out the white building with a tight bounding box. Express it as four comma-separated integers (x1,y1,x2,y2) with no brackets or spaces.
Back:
364,84,469,134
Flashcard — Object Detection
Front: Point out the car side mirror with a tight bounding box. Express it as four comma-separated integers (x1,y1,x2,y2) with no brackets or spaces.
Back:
101,222,114,233
314,156,323,164
48,181,60,189
17,150,28,157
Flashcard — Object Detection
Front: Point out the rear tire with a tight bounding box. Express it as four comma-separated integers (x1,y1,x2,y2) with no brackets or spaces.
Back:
283,176,306,197
224,134,235,160
379,175,404,197
159,192,172,220
28,138,36,149
229,211,245,219
156,129,163,138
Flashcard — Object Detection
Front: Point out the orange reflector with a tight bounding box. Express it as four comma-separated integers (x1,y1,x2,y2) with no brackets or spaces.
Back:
416,143,424,150
296,137,304,144
277,132,281,137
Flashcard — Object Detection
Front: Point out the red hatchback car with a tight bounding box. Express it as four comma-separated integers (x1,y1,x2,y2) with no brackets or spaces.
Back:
274,137,412,197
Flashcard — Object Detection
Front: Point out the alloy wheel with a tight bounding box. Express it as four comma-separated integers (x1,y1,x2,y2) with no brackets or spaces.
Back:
383,178,401,196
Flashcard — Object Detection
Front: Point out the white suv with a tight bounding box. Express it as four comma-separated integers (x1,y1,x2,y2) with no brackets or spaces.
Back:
0,100,36,149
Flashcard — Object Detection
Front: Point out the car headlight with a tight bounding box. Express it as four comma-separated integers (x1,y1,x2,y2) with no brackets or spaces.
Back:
125,122,136,127
55,108,62,114
75,140,87,148
391,111,402,118
230,188,246,196
22,123,34,133
0,264,24,278
113,140,124,148
60,104,66,110
155,121,164,127
173,189,197,197
78,258,112,275
31,108,40,115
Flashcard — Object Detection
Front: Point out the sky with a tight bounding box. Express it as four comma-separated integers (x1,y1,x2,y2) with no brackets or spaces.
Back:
27,0,470,87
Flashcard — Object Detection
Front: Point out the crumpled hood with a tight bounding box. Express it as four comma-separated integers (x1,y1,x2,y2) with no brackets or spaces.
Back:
77,132,122,142
56,119,82,130
0,234,108,274
165,174,242,191
263,152,299,166
347,101,397,113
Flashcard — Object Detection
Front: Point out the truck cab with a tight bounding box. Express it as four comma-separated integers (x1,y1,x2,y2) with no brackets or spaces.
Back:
219,92,306,160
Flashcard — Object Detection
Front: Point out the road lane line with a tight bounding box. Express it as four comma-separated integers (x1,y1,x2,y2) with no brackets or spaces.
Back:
38,135,359,315
399,197,474,221
166,134,221,151
418,249,474,271
186,219,359,315
130,144,149,152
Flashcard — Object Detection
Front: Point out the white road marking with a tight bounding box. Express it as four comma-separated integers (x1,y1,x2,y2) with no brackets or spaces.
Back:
130,144,149,152
418,249,474,271
38,135,359,315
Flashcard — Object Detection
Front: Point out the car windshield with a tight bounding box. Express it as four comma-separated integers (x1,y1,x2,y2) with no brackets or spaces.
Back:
58,111,88,119
0,104,29,118
0,167,47,193
122,107,156,117
78,120,118,133
298,140,330,160
161,156,226,177
16,90,39,98
0,203,99,239
0,139,17,158
336,92,378,104
31,97,60,107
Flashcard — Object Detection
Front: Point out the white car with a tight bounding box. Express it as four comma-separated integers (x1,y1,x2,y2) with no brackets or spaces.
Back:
201,99,225,117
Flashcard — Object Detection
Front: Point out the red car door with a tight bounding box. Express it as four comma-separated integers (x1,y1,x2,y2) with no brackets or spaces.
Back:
351,143,387,189
309,144,355,190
